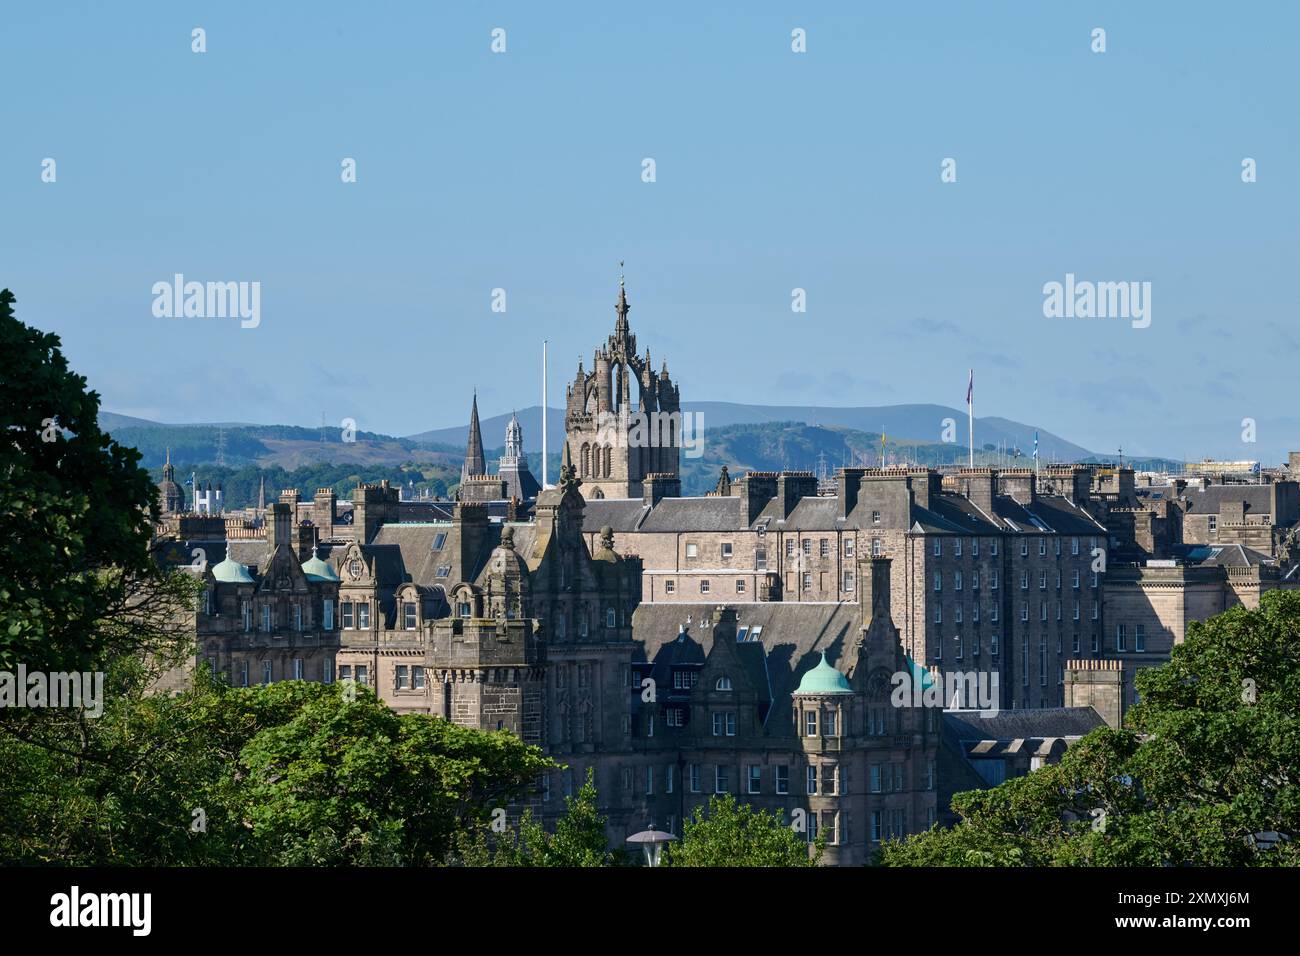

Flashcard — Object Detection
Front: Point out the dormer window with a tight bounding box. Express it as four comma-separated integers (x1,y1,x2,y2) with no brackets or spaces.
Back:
403,601,417,630
458,602,471,618
716,676,733,691
432,532,447,550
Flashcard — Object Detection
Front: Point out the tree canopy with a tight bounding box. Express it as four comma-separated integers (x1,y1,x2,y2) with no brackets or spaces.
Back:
881,589,1300,866
665,795,823,867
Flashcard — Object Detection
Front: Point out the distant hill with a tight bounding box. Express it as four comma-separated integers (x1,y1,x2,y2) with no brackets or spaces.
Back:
404,400,1100,462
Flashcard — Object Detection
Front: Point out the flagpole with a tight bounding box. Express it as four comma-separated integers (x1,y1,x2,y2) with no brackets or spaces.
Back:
967,369,974,468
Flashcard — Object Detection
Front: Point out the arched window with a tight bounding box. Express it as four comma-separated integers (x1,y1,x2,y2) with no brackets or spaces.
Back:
581,443,591,477
606,607,616,628
716,676,733,691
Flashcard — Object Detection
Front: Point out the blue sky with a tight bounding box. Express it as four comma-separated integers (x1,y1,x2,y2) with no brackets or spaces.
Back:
3,2,1296,462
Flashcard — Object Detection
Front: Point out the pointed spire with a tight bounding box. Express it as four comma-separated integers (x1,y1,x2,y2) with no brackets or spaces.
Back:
462,391,486,483
615,262,630,333
257,474,266,511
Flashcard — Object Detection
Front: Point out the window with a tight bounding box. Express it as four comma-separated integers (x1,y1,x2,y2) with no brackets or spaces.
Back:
972,539,979,557
990,539,998,556
323,659,334,684
955,571,963,591
1020,571,1029,590
395,665,409,689
991,605,998,622
802,572,811,589
736,578,746,594
1092,632,1100,653
413,666,425,689
341,602,353,629
404,601,417,630
645,767,654,795
1022,639,1029,686
934,539,942,557
1208,515,1218,533
804,710,818,737
786,540,796,558
819,539,829,557
972,604,979,623
954,538,963,557
666,765,675,794
971,571,979,590
606,607,616,628
808,811,819,843
934,572,942,592
956,633,963,659
748,765,762,794
991,570,999,590
262,661,273,685
1040,639,1048,685
357,603,370,629
712,712,736,736
775,765,790,794
870,764,882,793
955,606,963,624
1041,601,1048,621
261,605,272,632
1072,633,1081,654
1039,539,1047,556
458,601,472,618
293,659,304,680
844,539,855,557
294,604,303,631
820,763,838,795
665,579,676,594
242,600,252,633
339,665,352,682
990,633,1000,655
843,571,855,592
700,579,711,594
1135,624,1146,652
1020,603,1028,621
622,768,633,791
685,542,698,558
871,811,882,842
716,676,733,691
872,510,882,525
432,532,447,550
871,537,882,556
238,661,249,687
666,707,683,727
755,548,767,570
806,766,818,795
1116,624,1127,652
714,766,729,794
323,599,334,631
1092,601,1100,620
435,566,451,578
1039,572,1047,590
721,542,733,559
1091,572,1099,589
972,632,980,656
356,665,368,686
802,540,812,556
689,764,701,793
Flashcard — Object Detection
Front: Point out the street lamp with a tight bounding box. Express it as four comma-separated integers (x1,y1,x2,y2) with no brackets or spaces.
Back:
626,826,675,867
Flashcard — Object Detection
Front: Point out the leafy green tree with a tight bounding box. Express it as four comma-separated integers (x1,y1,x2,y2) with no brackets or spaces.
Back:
0,670,553,866
0,288,163,674
449,768,620,866
664,795,823,867
881,590,1300,866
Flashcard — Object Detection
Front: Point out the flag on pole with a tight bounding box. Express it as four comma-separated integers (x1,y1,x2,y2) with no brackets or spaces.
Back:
881,432,887,464
966,369,973,406
1033,431,1039,460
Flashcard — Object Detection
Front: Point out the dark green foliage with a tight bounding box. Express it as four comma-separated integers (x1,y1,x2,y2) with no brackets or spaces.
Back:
881,590,1300,866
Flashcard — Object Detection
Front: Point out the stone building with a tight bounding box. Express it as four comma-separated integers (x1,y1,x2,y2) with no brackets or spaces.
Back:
563,277,681,500
582,465,1111,711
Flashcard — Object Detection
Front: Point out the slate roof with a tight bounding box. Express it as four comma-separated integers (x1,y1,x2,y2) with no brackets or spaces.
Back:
1182,484,1273,514
943,706,1105,743
630,601,861,735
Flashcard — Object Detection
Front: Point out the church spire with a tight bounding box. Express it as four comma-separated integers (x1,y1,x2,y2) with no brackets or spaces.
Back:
615,261,630,334
462,391,486,483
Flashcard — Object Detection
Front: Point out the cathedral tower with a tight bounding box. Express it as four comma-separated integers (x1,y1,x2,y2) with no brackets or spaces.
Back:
563,274,682,499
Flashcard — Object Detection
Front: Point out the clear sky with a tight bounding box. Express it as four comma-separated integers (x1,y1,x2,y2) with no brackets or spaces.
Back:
4,2,1296,463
